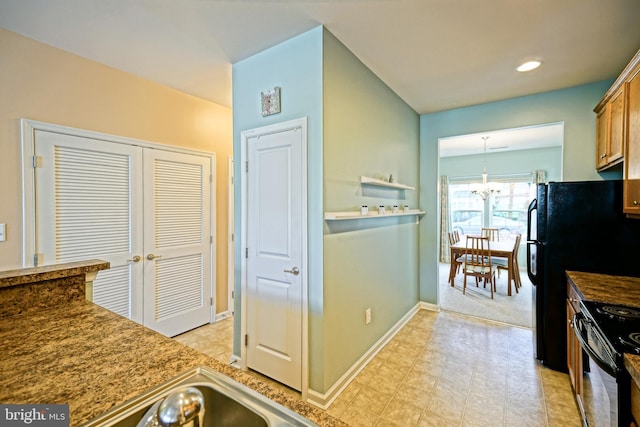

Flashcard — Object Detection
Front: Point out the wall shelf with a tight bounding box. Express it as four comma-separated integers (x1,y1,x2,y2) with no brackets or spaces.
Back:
360,176,415,191
324,209,425,221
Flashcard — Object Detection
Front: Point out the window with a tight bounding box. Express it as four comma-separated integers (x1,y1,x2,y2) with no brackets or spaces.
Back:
449,183,484,236
450,176,534,238
490,181,533,239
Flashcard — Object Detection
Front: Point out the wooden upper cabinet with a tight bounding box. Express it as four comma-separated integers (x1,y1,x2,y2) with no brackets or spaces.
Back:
594,48,640,217
609,87,625,164
624,62,640,215
595,104,609,169
595,86,625,170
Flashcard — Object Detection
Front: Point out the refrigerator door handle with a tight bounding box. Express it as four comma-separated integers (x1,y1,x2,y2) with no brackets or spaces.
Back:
527,242,537,285
527,198,537,242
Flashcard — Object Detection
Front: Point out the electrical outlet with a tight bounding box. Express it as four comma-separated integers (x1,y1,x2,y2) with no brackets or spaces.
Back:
0,224,5,242
365,307,371,325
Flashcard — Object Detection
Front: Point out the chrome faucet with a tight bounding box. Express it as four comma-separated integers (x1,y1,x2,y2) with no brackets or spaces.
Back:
137,387,205,427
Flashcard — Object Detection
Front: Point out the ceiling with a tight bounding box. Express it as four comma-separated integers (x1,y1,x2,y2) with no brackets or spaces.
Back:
439,122,564,158
1,0,639,116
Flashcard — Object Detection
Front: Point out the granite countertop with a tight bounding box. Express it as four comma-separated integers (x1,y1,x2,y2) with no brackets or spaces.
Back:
0,259,110,288
566,270,640,307
0,300,345,427
566,271,640,396
0,260,346,427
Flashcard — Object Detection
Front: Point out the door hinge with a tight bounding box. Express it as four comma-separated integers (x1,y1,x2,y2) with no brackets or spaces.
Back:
231,233,234,242
210,297,214,305
33,253,43,266
32,155,42,168
245,334,248,346
245,161,248,173
210,174,213,183
210,235,213,244
231,290,234,299
245,248,248,258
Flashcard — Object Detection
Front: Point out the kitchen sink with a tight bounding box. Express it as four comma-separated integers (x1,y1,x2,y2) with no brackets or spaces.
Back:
81,366,318,427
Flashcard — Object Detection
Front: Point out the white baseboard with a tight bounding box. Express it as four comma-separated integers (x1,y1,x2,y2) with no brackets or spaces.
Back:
229,354,242,368
305,303,422,409
215,310,232,322
419,301,440,312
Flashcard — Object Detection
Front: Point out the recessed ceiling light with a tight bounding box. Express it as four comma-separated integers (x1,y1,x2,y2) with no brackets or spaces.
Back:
517,60,542,72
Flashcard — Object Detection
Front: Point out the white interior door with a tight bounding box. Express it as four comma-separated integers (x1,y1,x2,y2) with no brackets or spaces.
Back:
142,148,213,337
34,130,144,321
228,157,235,316
30,123,215,337
246,125,304,391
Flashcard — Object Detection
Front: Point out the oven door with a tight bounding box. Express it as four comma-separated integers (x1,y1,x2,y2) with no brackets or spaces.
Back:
573,312,629,427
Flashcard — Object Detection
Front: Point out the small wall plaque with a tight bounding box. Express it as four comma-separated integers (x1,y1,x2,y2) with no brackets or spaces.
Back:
261,86,281,116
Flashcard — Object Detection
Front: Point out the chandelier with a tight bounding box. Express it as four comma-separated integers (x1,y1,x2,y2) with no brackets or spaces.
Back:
470,136,501,200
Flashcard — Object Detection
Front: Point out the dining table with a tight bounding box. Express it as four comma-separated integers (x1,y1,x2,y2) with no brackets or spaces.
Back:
449,235,521,296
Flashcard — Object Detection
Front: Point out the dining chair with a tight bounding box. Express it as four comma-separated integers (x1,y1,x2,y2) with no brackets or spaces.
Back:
453,230,460,243
481,227,499,241
461,235,497,298
493,233,522,293
448,231,463,284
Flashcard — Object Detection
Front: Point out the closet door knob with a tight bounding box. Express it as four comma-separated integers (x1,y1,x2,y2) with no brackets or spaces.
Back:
147,254,162,261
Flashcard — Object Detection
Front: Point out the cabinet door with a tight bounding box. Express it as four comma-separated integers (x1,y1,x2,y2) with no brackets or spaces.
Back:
596,105,609,170
567,299,579,392
609,87,626,164
566,297,585,419
624,65,640,215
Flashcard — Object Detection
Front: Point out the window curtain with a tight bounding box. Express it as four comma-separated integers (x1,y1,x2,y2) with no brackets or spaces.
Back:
439,175,451,263
533,169,546,184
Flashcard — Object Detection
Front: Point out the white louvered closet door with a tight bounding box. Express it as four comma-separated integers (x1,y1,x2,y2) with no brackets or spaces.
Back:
34,131,144,322
142,148,212,337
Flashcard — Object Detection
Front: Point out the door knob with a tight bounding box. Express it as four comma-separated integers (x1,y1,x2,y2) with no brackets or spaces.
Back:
284,267,300,276
128,255,141,263
147,254,162,260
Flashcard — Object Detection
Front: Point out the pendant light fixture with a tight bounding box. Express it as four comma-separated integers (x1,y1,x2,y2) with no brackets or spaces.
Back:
471,136,501,200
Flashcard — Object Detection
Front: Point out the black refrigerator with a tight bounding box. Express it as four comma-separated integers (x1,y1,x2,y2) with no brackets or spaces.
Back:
527,180,640,372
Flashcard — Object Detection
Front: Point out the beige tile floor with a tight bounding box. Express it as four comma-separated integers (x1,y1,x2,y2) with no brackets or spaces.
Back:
174,310,581,427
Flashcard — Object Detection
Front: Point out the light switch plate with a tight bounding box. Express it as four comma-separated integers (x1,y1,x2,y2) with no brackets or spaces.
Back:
0,223,5,242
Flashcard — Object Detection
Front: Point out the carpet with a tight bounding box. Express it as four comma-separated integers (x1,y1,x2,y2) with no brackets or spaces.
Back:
438,262,533,328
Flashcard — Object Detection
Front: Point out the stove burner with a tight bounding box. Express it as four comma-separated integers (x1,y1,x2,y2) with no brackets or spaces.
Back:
619,333,640,354
597,305,640,321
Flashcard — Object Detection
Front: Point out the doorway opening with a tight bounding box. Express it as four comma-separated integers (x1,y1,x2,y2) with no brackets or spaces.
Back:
438,122,563,327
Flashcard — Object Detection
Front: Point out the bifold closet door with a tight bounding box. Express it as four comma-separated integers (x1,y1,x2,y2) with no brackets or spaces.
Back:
34,130,145,321
142,148,212,337
34,131,213,336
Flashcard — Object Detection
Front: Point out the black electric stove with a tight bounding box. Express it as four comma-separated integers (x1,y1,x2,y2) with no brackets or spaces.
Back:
582,300,640,359
576,300,640,426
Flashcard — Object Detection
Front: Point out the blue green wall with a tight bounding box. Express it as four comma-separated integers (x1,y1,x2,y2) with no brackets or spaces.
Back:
232,26,323,363
232,26,419,395
419,80,615,304
321,30,420,391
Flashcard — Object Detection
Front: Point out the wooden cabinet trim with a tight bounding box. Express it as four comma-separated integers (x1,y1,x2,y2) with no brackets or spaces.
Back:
594,49,640,113
624,61,640,215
